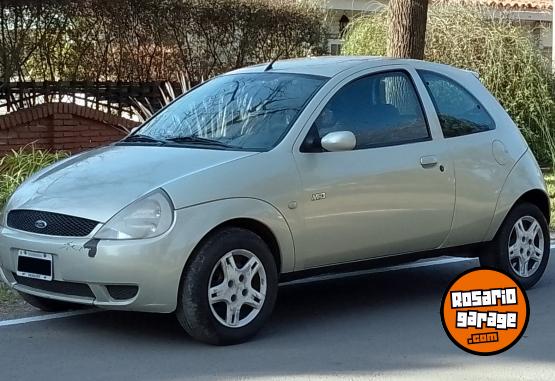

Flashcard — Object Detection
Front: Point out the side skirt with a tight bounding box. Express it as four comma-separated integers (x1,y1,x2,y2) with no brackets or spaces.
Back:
279,242,486,283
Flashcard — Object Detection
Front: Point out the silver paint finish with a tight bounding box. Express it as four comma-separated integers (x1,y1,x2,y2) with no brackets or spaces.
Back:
0,57,547,313
484,150,547,241
3,146,258,222
320,131,357,152
289,64,456,268
409,61,527,248
292,140,455,268
492,139,510,165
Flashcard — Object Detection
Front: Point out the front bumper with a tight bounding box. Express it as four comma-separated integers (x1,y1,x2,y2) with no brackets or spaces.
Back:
0,210,193,313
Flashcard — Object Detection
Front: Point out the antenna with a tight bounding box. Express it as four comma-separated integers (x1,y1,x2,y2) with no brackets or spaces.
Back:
264,50,284,72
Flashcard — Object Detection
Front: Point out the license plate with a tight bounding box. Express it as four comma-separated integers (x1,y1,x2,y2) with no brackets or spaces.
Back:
17,250,53,281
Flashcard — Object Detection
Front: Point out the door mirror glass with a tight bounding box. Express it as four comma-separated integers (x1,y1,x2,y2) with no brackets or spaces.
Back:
321,131,356,152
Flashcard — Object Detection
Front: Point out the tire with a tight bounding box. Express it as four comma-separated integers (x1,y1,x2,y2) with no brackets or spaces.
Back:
18,292,79,312
480,202,550,289
176,227,278,345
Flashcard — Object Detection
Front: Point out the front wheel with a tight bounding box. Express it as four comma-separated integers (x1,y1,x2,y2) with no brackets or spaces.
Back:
480,202,550,289
176,227,278,345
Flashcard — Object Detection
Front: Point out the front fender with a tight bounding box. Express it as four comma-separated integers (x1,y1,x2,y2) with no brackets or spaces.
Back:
176,198,295,273
484,150,547,241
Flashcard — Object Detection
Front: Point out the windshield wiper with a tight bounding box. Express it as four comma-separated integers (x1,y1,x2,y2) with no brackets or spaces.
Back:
167,136,236,148
122,134,168,144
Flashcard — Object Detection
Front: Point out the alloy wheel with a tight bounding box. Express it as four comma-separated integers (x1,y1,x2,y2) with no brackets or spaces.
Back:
208,249,267,328
508,216,544,278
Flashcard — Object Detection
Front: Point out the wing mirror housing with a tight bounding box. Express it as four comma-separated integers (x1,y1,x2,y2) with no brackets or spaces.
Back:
320,131,356,152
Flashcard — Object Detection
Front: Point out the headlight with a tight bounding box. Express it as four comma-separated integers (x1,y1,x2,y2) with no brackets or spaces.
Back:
94,189,174,240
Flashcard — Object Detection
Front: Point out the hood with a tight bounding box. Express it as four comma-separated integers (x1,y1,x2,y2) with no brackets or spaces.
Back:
6,145,258,223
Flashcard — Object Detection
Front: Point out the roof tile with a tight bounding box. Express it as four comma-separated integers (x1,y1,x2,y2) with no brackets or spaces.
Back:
462,0,552,10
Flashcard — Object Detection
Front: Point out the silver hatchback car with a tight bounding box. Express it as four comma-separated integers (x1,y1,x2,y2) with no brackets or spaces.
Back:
0,57,550,345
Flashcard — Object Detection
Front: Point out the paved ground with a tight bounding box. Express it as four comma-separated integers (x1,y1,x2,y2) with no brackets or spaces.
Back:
0,256,554,381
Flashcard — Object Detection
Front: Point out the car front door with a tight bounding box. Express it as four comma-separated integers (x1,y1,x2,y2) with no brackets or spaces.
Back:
292,67,455,269
416,68,517,248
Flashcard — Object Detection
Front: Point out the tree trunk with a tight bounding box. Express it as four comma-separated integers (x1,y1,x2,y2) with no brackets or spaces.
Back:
388,0,429,59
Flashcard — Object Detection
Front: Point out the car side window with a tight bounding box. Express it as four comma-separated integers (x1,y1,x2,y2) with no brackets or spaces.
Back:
418,70,495,138
305,71,430,151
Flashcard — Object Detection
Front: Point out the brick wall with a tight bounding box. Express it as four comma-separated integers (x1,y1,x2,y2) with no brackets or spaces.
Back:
0,103,139,155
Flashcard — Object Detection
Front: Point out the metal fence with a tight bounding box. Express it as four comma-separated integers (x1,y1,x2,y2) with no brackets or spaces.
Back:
0,81,182,119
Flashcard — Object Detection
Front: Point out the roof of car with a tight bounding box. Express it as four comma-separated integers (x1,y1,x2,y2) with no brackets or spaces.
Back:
226,56,460,78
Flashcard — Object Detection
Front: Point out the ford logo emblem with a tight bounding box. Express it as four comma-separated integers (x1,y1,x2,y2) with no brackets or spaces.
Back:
34,220,48,229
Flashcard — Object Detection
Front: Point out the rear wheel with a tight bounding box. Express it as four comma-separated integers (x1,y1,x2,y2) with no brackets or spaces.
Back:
480,202,550,289
176,227,278,345
18,292,79,312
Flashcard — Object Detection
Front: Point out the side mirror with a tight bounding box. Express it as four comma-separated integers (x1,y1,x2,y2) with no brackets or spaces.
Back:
320,131,356,152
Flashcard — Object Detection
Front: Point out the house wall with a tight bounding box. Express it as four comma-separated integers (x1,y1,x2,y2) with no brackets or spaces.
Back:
0,103,138,155
323,0,553,60
326,0,386,12
538,21,553,58
326,5,384,38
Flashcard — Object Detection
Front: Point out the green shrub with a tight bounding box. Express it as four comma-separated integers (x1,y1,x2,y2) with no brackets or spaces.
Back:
0,283,19,306
3,0,327,83
545,173,555,229
342,4,555,168
0,147,68,207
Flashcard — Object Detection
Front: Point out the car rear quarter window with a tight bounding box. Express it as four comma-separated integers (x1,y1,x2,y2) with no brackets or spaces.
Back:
418,70,495,138
310,70,430,150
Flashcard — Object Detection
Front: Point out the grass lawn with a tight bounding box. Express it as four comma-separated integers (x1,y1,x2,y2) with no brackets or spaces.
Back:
0,283,20,306
0,282,36,317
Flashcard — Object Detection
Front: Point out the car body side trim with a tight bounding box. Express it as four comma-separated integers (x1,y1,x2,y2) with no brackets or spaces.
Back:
279,243,484,283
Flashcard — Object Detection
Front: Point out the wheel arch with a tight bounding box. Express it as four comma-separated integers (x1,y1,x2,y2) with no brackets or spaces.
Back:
196,218,283,274
177,198,295,280
514,189,550,224
488,188,550,241
484,150,549,241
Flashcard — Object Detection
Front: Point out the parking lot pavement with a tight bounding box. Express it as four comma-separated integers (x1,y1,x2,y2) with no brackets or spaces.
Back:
0,255,554,381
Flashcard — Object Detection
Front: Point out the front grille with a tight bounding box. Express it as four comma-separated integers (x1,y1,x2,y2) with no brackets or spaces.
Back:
13,273,95,298
7,209,98,237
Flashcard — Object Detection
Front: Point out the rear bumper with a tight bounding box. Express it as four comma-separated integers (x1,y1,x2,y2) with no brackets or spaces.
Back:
0,210,194,313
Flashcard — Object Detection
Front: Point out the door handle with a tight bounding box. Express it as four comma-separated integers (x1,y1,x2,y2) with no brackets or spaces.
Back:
420,155,438,168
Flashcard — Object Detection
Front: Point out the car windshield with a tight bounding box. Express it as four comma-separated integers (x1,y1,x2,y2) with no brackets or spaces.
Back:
130,72,327,151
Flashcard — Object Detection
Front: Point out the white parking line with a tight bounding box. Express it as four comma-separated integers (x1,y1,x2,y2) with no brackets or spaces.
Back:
3,247,554,327
0,309,99,328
